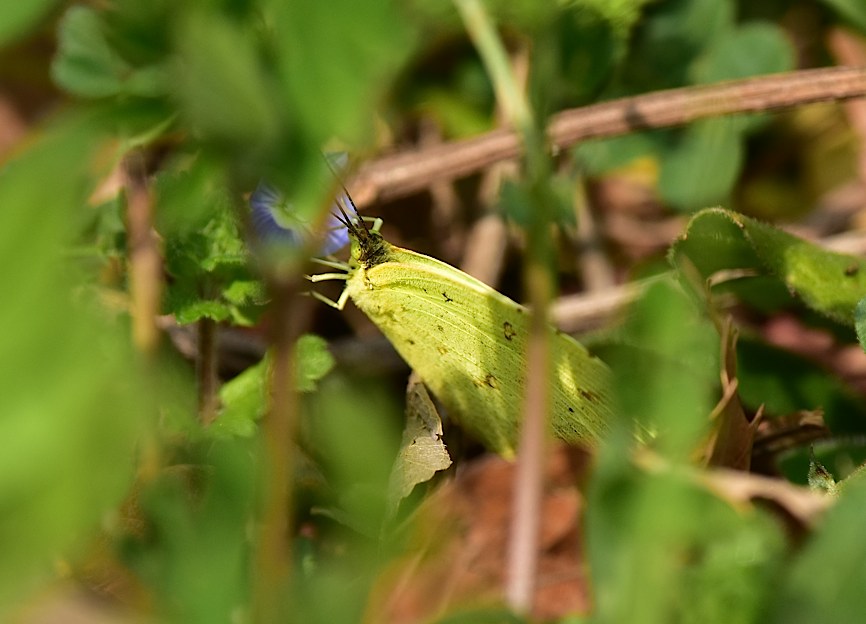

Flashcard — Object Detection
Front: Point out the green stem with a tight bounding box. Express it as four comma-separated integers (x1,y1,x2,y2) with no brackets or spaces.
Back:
454,0,554,614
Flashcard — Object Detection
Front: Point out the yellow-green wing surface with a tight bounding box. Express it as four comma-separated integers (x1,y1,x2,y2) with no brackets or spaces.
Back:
344,236,613,456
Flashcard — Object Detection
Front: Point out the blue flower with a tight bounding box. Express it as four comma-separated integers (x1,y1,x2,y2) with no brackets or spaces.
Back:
249,154,352,255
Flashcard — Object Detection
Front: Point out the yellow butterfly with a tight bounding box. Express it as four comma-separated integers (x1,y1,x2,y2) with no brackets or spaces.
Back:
309,194,614,457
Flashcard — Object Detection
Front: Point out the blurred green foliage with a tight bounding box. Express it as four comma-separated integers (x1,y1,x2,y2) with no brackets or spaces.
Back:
3,0,866,622
0,112,151,607
575,0,795,211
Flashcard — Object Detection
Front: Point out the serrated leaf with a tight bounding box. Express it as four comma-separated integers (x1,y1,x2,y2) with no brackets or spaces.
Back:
671,208,866,324
296,334,336,393
386,376,452,517
160,182,262,326
855,296,866,353
212,358,268,438
173,300,233,325
222,279,266,306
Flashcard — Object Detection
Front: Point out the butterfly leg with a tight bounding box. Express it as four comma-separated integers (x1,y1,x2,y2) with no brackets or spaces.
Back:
361,216,383,233
308,288,350,310
308,272,349,283
312,257,350,271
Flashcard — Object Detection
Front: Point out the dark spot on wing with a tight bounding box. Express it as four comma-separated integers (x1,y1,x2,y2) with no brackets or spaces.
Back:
845,264,859,277
503,321,516,341
579,389,599,403
442,291,453,302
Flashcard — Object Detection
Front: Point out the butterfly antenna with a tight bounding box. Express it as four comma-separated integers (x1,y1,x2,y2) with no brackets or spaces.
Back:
321,152,369,240
341,184,368,232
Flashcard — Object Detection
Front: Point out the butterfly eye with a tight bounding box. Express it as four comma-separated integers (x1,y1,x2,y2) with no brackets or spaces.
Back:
249,181,350,255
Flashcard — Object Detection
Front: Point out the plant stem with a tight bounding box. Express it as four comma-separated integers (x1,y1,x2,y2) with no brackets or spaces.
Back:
454,0,550,613
124,152,162,355
251,280,312,624
197,317,219,425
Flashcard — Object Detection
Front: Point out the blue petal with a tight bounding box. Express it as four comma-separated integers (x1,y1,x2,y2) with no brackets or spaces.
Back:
249,182,304,246
249,181,350,255
320,192,352,255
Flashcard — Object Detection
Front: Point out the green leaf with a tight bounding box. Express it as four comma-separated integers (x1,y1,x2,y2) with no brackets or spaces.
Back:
125,439,255,623
620,0,734,90
304,373,401,533
154,154,230,235
172,299,233,324
768,477,866,622
52,6,166,98
658,118,743,211
432,607,526,624
691,22,794,85
587,459,783,624
670,208,866,324
689,22,794,134
295,334,336,393
819,0,866,33
172,9,279,146
213,358,268,438
386,377,452,517
737,336,866,435
573,131,662,175
604,278,718,458
160,177,262,326
213,335,335,438
270,0,415,145
551,3,642,106
0,0,60,47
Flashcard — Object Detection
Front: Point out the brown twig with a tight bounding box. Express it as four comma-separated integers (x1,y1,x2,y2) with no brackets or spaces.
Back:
571,172,616,292
124,154,162,355
351,66,866,206
252,279,313,624
0,94,27,159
